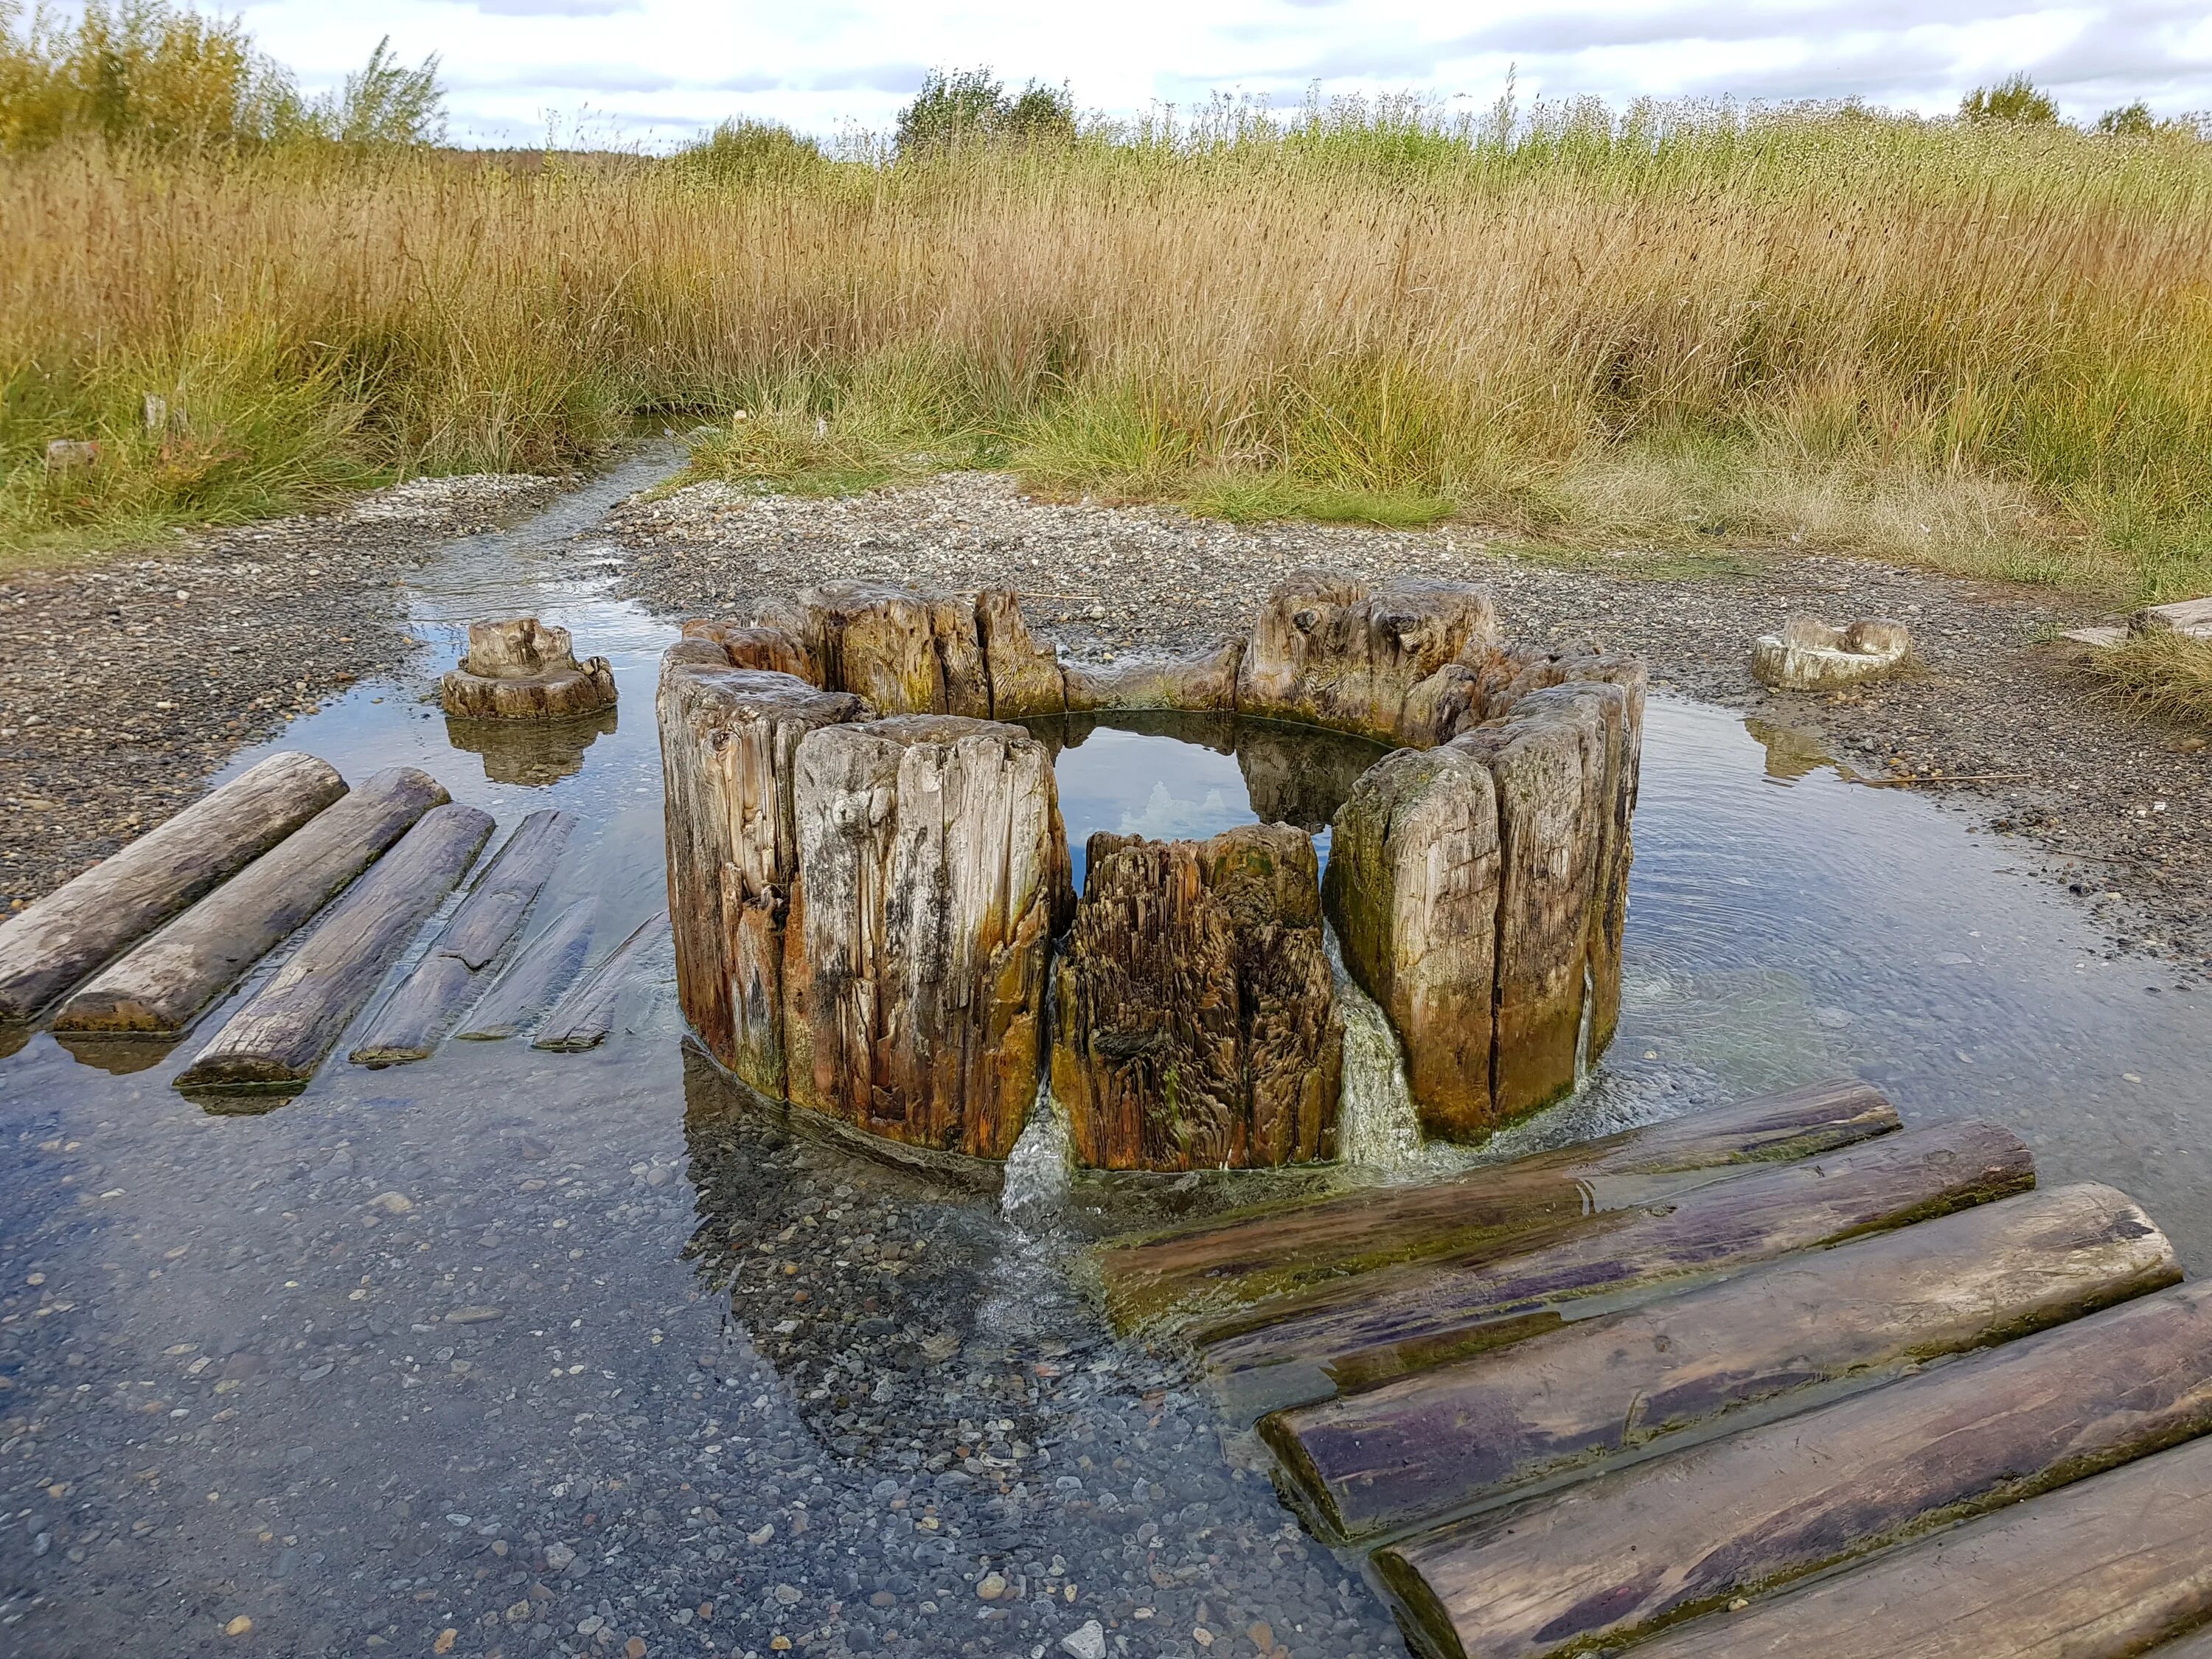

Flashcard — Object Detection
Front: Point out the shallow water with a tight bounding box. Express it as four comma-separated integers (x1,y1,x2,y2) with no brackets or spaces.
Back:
2,463,2209,1656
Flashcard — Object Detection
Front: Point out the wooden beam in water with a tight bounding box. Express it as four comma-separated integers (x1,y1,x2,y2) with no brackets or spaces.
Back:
453,901,594,1040
52,767,447,1037
1096,1077,1900,1334
1195,1119,2034,1418
1623,1431,2212,1659
173,804,495,1095
1263,1181,2179,1543
1373,1281,2212,1659
532,910,669,1052
0,751,346,1020
348,808,574,1065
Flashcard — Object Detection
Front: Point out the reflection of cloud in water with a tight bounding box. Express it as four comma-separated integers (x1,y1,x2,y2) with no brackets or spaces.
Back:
1116,780,1238,841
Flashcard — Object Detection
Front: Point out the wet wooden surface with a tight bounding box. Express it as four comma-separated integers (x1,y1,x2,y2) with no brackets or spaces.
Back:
453,900,594,1042
1374,1282,2212,1659
533,909,669,1053
1266,1181,2180,1543
1197,1118,2034,1417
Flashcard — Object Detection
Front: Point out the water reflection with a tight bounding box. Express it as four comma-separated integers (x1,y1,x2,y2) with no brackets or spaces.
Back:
444,706,620,786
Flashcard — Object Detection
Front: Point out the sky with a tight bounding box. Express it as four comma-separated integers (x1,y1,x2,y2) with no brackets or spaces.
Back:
229,0,2212,148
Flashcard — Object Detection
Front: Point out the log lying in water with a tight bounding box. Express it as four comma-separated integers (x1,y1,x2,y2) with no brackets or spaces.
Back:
453,900,594,1041
1376,1280,2212,1659
1628,1431,2212,1659
1094,1078,1900,1334
1195,1118,2033,1418
348,808,574,1065
1265,1181,2179,1543
173,804,495,1094
532,910,669,1052
0,751,346,1020
1061,637,1245,714
1052,824,1340,1170
782,715,1070,1159
51,766,446,1037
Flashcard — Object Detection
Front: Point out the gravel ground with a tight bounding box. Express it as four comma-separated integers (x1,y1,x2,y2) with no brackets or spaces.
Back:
613,473,2211,972
0,476,563,914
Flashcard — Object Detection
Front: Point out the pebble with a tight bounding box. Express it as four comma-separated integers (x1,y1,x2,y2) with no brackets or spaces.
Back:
1061,1619,1107,1659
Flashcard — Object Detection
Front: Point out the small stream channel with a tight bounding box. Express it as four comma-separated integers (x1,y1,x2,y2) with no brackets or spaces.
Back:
1,456,2208,1657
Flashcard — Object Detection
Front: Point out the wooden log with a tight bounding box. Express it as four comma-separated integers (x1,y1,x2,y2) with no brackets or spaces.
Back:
453,901,594,1040
173,803,495,1094
1627,1434,2212,1659
1051,824,1341,1171
795,580,991,717
975,586,1068,718
440,617,617,720
1323,743,1500,1139
347,808,574,1065
782,714,1071,1159
1265,1181,2180,1543
1095,1078,1900,1334
0,751,347,1021
1194,1118,2032,1417
532,909,669,1051
50,766,447,1037
1235,571,1503,744
680,618,818,679
1374,1279,2212,1659
1062,637,1245,714
658,656,869,1094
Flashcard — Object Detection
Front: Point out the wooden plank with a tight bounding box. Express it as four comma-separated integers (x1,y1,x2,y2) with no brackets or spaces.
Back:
453,902,594,1040
51,767,447,1037
2150,1623,2212,1658
1194,1119,2033,1418
1096,1078,1900,1334
532,910,669,1052
1596,1423,2212,1659
0,751,346,1020
173,804,495,1095
1264,1182,2180,1543
347,809,574,1065
1374,1281,2212,1659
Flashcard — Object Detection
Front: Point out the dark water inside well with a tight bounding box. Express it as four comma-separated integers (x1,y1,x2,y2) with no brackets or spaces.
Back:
1,457,2208,1656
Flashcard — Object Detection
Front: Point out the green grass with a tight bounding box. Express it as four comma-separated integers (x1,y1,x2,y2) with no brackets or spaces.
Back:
2079,630,2212,727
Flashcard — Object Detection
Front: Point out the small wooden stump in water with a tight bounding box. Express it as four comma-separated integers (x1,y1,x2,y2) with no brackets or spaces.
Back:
440,617,616,720
1053,824,1341,1172
0,751,347,1021
782,714,1071,1160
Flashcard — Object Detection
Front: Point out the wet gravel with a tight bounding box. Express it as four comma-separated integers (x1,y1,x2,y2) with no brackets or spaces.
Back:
0,476,561,914
613,473,2211,972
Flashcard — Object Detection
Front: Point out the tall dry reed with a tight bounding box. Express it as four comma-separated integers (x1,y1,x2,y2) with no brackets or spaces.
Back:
4,105,2209,594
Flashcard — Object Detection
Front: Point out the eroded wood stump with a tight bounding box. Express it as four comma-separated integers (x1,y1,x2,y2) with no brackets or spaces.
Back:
659,655,869,1097
791,580,992,717
440,616,617,720
1053,824,1341,1172
1062,637,1245,714
782,714,1071,1160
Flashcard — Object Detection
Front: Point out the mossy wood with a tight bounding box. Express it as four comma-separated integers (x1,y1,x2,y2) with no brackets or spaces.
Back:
1624,1433,2212,1659
1195,1119,2036,1418
0,751,347,1022
1265,1181,2179,1544
348,807,574,1065
174,803,495,1093
1053,824,1341,1171
1374,1281,2212,1659
52,765,445,1037
1093,1078,1899,1333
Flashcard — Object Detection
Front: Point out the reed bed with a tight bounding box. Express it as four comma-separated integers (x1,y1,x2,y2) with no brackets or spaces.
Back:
4,104,2210,596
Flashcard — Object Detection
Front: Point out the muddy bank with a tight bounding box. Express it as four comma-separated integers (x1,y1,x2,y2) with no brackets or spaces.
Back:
0,476,560,913
613,473,2210,973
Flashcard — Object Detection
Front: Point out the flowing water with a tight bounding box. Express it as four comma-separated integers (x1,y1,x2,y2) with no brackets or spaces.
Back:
3,459,2210,1658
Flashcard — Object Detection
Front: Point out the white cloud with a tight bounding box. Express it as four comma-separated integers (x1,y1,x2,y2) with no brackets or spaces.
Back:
230,1,2212,147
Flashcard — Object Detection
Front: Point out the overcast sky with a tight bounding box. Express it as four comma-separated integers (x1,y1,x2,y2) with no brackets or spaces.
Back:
231,1,2212,147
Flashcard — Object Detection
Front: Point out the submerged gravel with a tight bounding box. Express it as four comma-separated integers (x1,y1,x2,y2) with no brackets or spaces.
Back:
613,473,2211,972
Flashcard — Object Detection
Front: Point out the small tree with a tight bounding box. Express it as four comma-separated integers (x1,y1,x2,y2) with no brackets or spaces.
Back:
1960,74,2059,124
324,36,443,147
679,116,824,181
1002,80,1076,142
895,67,1076,153
2096,100,2157,136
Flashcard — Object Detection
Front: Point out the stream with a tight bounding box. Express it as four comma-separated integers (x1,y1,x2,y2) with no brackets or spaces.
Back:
1,455,2208,1658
